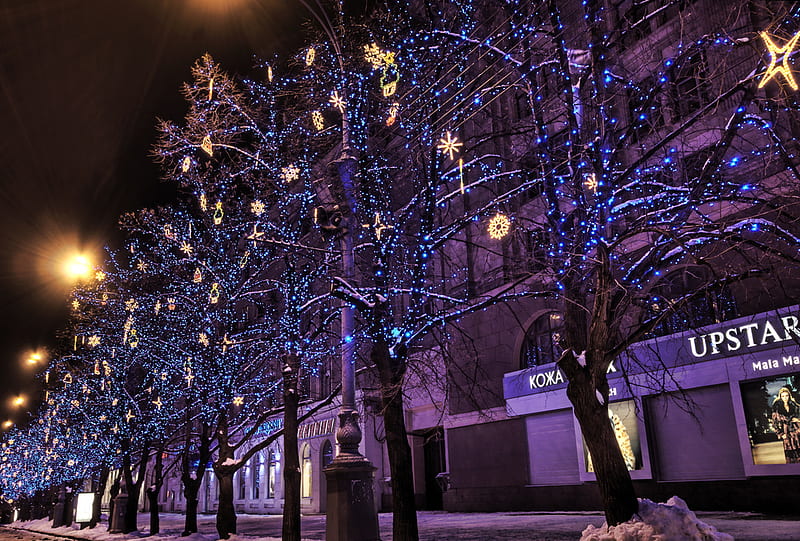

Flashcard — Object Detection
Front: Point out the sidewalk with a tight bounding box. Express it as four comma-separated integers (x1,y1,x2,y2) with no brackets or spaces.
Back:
4,509,798,541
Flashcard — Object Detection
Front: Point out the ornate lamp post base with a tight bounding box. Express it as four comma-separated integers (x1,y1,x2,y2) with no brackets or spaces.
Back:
324,410,379,541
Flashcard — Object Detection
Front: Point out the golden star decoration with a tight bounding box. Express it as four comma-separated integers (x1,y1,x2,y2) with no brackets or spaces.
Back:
87,335,101,348
247,224,265,243
438,131,463,161
152,397,163,410
181,241,194,256
251,199,266,216
95,270,106,281
487,213,511,240
199,333,210,347
233,396,244,406
71,300,80,311
758,30,800,90
136,259,148,272
363,212,394,240
329,90,346,113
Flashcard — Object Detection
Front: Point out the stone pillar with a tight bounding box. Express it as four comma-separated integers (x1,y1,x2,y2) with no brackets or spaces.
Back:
108,492,128,534
324,410,379,541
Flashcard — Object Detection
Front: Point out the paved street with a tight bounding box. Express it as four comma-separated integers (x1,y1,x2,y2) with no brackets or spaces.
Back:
3,510,799,541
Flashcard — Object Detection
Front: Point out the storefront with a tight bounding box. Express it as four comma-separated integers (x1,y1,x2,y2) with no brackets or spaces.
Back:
502,305,800,512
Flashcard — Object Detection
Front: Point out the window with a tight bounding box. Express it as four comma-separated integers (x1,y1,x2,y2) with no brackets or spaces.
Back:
520,312,563,369
647,267,738,337
321,440,334,469
252,452,264,500
267,449,278,498
669,52,709,121
238,467,247,500
301,444,312,498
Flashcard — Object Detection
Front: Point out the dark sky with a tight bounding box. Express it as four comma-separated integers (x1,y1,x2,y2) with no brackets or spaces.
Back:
0,0,306,425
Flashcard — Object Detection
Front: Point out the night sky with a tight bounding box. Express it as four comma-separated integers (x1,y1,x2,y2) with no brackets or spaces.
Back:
0,0,307,426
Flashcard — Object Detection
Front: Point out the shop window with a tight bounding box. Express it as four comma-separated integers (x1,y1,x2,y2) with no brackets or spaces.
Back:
581,400,646,476
301,444,312,498
520,312,563,368
252,452,264,500
321,440,334,468
267,449,278,498
647,267,738,337
740,375,800,466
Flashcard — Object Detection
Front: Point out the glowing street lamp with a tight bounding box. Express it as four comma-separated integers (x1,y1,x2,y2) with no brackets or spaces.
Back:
64,254,93,281
12,395,25,408
2,421,12,430
26,352,43,366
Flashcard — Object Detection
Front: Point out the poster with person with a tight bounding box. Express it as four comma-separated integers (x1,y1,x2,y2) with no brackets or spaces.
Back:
740,375,800,465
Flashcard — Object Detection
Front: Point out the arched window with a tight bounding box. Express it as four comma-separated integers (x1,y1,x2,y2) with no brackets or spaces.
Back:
301,444,312,498
252,452,264,500
238,467,247,500
520,312,563,369
321,440,334,469
267,449,278,498
648,267,738,337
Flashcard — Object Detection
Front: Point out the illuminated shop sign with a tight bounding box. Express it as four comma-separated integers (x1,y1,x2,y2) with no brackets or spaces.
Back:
688,315,800,358
528,360,619,390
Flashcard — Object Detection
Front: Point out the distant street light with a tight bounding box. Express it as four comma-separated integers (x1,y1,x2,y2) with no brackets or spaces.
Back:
26,352,43,366
63,254,93,281
12,395,25,408
2,421,12,430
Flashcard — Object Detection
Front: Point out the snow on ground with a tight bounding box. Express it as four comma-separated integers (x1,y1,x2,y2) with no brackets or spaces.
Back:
580,497,733,541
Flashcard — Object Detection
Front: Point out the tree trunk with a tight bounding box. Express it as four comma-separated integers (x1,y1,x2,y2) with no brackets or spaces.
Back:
566,370,638,525
182,480,200,536
283,353,301,541
215,469,236,539
374,341,418,541
214,412,237,539
91,467,108,528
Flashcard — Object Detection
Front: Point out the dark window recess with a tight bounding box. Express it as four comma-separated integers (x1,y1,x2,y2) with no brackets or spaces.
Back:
646,385,745,481
520,312,564,369
669,52,709,120
647,267,738,338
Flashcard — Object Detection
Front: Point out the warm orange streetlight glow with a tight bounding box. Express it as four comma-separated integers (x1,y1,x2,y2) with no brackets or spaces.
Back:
64,254,92,280
2,421,12,430
12,396,25,408
26,352,43,365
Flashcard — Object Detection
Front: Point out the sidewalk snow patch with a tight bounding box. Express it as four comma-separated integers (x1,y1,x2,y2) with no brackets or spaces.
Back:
580,496,733,541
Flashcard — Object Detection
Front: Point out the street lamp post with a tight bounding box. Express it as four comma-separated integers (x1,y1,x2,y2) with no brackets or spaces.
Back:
322,152,379,541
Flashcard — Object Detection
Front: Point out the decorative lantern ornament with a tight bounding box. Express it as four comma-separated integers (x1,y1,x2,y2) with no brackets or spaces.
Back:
487,213,511,240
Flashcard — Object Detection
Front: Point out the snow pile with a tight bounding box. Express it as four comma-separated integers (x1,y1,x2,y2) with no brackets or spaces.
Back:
580,496,733,541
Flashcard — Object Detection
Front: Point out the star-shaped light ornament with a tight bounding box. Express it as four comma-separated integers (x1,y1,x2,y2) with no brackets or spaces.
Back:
181,241,194,256
71,300,80,311
125,298,139,312
247,224,265,243
199,333,210,347
438,131,463,161
233,396,244,406
136,259,149,272
363,212,395,240
87,335,101,348
152,397,163,410
125,410,135,423
758,30,800,90
251,199,266,216
329,91,346,113
182,156,191,173
281,164,300,183
487,213,511,240
95,270,106,281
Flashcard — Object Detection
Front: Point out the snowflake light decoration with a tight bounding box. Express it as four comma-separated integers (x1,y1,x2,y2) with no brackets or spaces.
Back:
487,213,511,240
125,298,139,312
198,333,210,347
233,396,244,406
584,173,598,192
251,199,266,216
437,131,463,160
95,270,106,281
87,335,101,348
312,110,324,131
329,91,346,113
136,259,148,272
281,164,300,183
181,241,194,256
